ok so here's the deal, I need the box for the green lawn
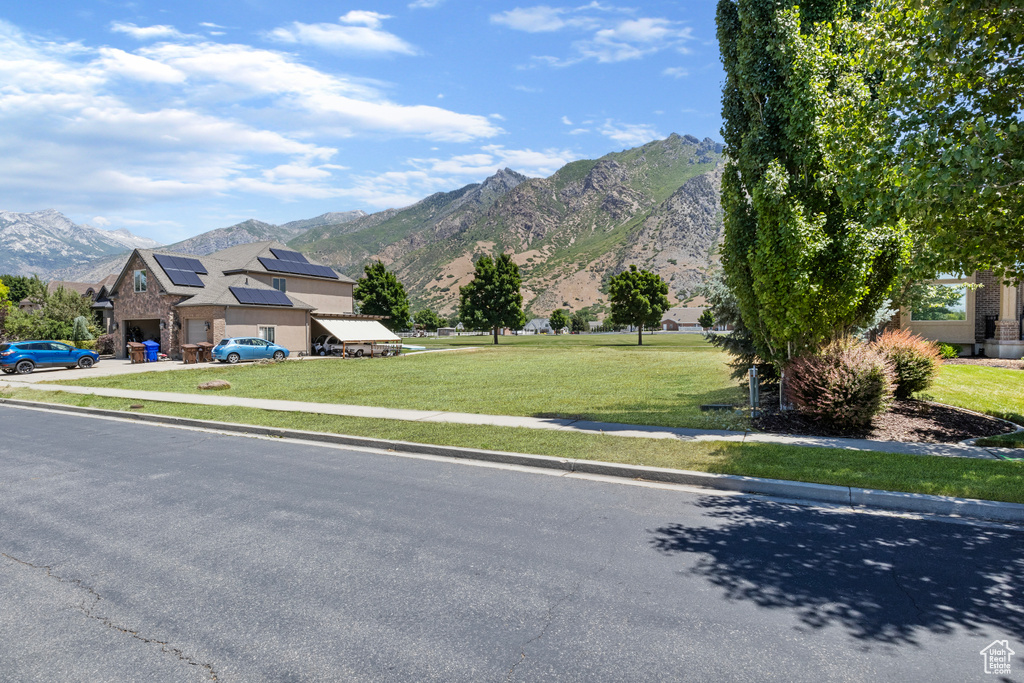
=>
[54,333,747,430]
[923,365,1024,425]
[4,387,1022,504]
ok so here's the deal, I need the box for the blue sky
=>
[0,1,724,243]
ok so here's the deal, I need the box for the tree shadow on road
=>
[649,497,1024,646]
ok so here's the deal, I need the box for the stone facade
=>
[111,254,186,358]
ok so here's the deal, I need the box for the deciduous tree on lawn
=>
[458,254,526,345]
[608,265,670,346]
[570,310,590,333]
[414,308,444,332]
[548,309,570,334]
[698,310,714,330]
[354,261,410,332]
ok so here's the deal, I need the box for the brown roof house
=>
[107,242,360,359]
[899,270,1024,358]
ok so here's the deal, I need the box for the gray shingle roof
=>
[111,241,346,309]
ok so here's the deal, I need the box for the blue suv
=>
[0,341,101,375]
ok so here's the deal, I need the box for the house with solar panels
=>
[106,241,395,359]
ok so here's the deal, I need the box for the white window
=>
[258,326,275,343]
[134,269,147,293]
[272,278,286,293]
[910,273,969,321]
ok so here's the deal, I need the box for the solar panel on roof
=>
[164,269,204,287]
[229,286,293,307]
[270,248,309,263]
[153,253,207,287]
[257,256,339,280]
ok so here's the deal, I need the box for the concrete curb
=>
[3,396,1023,524]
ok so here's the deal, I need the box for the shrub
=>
[785,336,895,430]
[937,342,961,359]
[871,328,942,399]
[95,333,118,355]
[56,339,96,351]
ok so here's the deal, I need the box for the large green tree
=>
[716,0,909,369]
[354,261,410,331]
[5,285,94,340]
[608,265,670,346]
[458,254,526,344]
[414,307,444,332]
[548,309,570,334]
[831,0,1023,279]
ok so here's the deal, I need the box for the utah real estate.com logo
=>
[980,640,1014,676]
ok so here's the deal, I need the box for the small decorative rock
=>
[198,380,231,391]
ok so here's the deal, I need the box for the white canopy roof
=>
[314,317,401,342]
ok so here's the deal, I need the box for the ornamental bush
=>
[785,337,895,430]
[871,328,942,399]
[937,343,961,360]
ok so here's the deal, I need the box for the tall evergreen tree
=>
[716,0,908,369]
[458,254,526,345]
[354,261,410,331]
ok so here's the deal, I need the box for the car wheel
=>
[2,368,14,374]
[77,356,95,369]
[15,360,34,375]
[318,349,326,356]
[273,350,285,361]
[355,349,364,358]
[227,352,240,364]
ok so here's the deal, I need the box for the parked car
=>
[312,335,396,357]
[0,341,100,375]
[212,337,289,364]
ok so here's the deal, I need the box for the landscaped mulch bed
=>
[753,389,1017,444]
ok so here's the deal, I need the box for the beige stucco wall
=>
[900,273,977,345]
[224,307,310,352]
[249,273,353,314]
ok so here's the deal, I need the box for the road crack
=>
[2,552,219,681]
[505,546,617,682]
[889,566,924,617]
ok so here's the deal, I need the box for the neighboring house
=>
[660,306,730,331]
[524,318,552,333]
[900,270,1024,358]
[20,275,117,334]
[107,242,361,359]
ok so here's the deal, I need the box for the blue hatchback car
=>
[212,337,289,364]
[0,340,101,375]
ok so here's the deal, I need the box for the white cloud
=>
[491,7,572,32]
[493,5,694,65]
[338,11,390,28]
[409,145,581,178]
[662,66,689,79]
[599,120,660,147]
[97,48,187,83]
[561,115,573,125]
[110,22,186,40]
[266,13,417,55]
[569,128,589,135]
[91,216,110,226]
[409,0,444,8]
[0,21,504,214]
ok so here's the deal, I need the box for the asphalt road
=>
[1,405,1021,682]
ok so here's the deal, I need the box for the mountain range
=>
[8,134,724,316]
[0,209,161,277]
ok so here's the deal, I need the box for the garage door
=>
[186,319,207,344]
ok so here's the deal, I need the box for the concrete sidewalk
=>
[1,377,1014,460]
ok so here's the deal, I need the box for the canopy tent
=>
[313,317,400,342]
